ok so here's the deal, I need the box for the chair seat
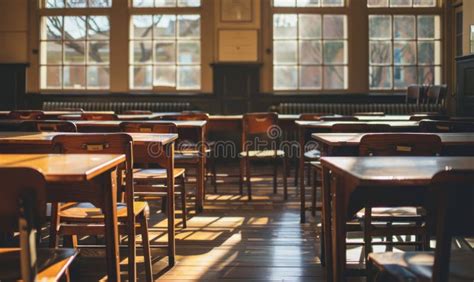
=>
[239,150,285,158]
[59,202,149,223]
[175,150,200,163]
[304,149,321,160]
[356,207,423,221]
[134,168,185,181]
[0,248,78,281]
[369,251,474,281]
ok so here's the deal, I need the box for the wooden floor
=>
[39,162,472,281]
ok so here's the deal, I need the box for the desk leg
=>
[166,143,176,266]
[102,171,121,282]
[321,166,332,278]
[331,174,347,282]
[299,126,306,223]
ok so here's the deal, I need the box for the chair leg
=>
[363,207,373,263]
[311,168,317,217]
[246,157,252,200]
[273,158,278,194]
[386,222,393,252]
[49,202,60,248]
[306,163,311,186]
[211,157,217,194]
[320,223,325,266]
[180,176,187,229]
[294,160,299,187]
[239,157,244,195]
[139,214,153,282]
[282,156,288,201]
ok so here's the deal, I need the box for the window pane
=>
[273,0,296,7]
[299,66,322,89]
[64,16,86,40]
[390,0,411,7]
[299,15,321,39]
[154,66,176,87]
[63,66,86,89]
[87,66,109,89]
[394,66,417,89]
[66,0,87,8]
[46,0,65,8]
[132,66,153,89]
[43,17,63,40]
[274,14,297,39]
[133,0,154,7]
[155,42,176,64]
[394,41,416,65]
[274,66,297,90]
[154,15,176,39]
[323,15,346,39]
[64,41,86,63]
[178,41,200,64]
[178,0,200,7]
[89,0,112,7]
[297,0,320,7]
[177,66,200,89]
[418,66,441,84]
[322,0,344,7]
[324,66,346,89]
[88,41,109,63]
[413,0,435,7]
[41,66,62,89]
[418,16,440,39]
[394,16,415,39]
[178,15,200,38]
[370,66,392,89]
[418,41,440,65]
[299,41,322,64]
[323,41,346,64]
[87,16,110,40]
[369,15,392,40]
[132,41,153,64]
[274,41,297,64]
[41,41,62,64]
[132,16,153,39]
[370,41,392,64]
[367,0,388,7]
[155,0,176,7]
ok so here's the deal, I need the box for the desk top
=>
[0,153,125,182]
[0,132,178,146]
[320,156,474,186]
[73,120,206,128]
[312,132,474,146]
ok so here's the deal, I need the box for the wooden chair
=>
[19,121,77,132]
[50,133,153,281]
[420,120,474,132]
[0,167,78,281]
[240,113,288,200]
[165,113,218,194]
[81,113,118,121]
[120,121,188,228]
[425,85,447,105]
[358,133,443,263]
[8,110,45,120]
[406,84,423,104]
[368,170,474,281]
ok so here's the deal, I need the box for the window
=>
[367,0,436,7]
[272,1,348,91]
[130,0,201,91]
[39,1,111,90]
[369,15,441,90]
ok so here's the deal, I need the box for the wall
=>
[0,0,29,63]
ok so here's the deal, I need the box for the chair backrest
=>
[331,123,392,133]
[359,133,442,156]
[77,123,122,133]
[8,111,45,121]
[425,85,447,105]
[120,122,178,134]
[52,133,134,205]
[123,110,153,115]
[165,112,209,121]
[298,113,333,121]
[81,113,118,121]
[406,84,423,104]
[242,112,279,151]
[19,121,77,132]
[419,120,474,133]
[0,168,47,281]
[428,170,474,281]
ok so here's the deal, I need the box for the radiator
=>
[42,101,191,113]
[276,103,446,115]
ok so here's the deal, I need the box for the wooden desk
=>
[320,156,474,281]
[0,132,179,267]
[0,153,126,281]
[57,112,178,121]
[313,132,474,156]
[296,120,419,223]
